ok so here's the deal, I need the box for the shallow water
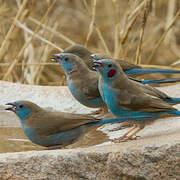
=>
[0,126,108,153]
[0,127,43,153]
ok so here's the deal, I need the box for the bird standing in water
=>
[52,53,108,114]
[6,101,154,147]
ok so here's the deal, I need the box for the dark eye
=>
[19,104,24,108]
[64,57,69,61]
[108,64,112,68]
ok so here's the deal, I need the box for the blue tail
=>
[86,115,156,127]
[125,68,180,75]
[168,111,180,116]
[141,78,180,85]
[165,98,180,105]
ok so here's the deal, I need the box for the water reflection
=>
[0,126,108,153]
[0,127,43,153]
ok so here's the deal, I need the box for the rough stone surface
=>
[0,81,180,179]
[0,143,179,180]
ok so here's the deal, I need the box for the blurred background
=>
[0,0,179,86]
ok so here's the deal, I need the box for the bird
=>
[63,44,94,71]
[64,45,180,78]
[91,53,180,103]
[93,58,180,140]
[52,52,180,116]
[51,53,104,110]
[63,45,180,104]
[5,100,154,147]
[91,53,180,84]
[63,45,180,111]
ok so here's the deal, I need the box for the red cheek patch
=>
[108,69,117,77]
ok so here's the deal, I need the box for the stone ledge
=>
[0,142,179,180]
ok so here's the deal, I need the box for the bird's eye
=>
[64,57,69,61]
[108,64,112,68]
[19,104,24,108]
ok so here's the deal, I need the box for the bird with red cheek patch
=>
[52,45,180,117]
[61,45,180,105]
[108,69,117,78]
[93,58,180,141]
[91,52,180,77]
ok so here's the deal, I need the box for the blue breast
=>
[21,122,85,147]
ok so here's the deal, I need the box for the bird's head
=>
[90,53,111,61]
[5,101,41,121]
[51,53,88,74]
[63,45,94,70]
[93,59,122,82]
[63,44,91,59]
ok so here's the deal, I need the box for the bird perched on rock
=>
[93,58,180,140]
[5,100,153,147]
[51,52,180,115]
[51,53,105,113]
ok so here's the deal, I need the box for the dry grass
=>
[0,0,179,85]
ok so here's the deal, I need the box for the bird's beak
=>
[5,103,16,112]
[51,54,61,62]
[90,54,95,60]
[90,54,99,61]
[92,60,104,70]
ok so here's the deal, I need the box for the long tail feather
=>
[86,116,156,127]
[141,78,180,85]
[168,111,180,116]
[125,68,180,75]
[165,98,180,105]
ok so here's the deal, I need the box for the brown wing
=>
[117,59,141,71]
[116,88,176,112]
[135,81,171,99]
[25,111,99,136]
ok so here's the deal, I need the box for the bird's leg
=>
[101,104,109,114]
[89,108,104,115]
[126,127,144,140]
[122,125,138,137]
[90,104,109,116]
[111,125,137,143]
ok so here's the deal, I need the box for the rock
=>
[0,81,180,179]
[0,143,179,179]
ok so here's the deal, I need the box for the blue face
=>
[54,54,74,74]
[94,61,118,83]
[9,102,32,121]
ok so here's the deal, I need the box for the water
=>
[0,127,43,153]
[0,126,108,153]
